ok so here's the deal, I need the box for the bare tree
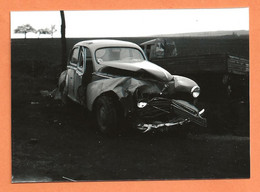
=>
[60,11,67,71]
[37,25,57,38]
[50,25,57,38]
[37,28,51,38]
[14,24,36,39]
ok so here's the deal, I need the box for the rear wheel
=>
[95,96,120,134]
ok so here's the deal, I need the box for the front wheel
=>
[95,96,120,134]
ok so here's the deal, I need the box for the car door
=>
[74,47,94,104]
[67,46,79,100]
[74,47,85,102]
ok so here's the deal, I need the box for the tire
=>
[95,96,120,134]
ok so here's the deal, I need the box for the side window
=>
[70,47,79,64]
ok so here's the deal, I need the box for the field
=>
[11,35,250,182]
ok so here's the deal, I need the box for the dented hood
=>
[101,60,173,82]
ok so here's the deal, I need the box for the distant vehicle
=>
[140,38,249,99]
[140,38,178,60]
[58,39,206,134]
[140,38,248,75]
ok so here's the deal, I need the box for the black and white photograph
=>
[11,8,249,183]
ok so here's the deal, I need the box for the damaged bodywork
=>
[86,76,206,133]
[58,39,206,134]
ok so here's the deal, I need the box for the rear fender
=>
[58,70,68,91]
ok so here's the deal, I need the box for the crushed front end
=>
[135,97,206,132]
[87,74,207,133]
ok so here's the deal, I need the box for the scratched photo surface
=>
[11,9,249,183]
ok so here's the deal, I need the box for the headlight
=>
[191,86,200,98]
[137,101,148,108]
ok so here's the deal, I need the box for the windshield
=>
[96,47,145,64]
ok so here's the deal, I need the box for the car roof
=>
[74,39,141,50]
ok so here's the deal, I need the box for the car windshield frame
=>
[95,47,146,64]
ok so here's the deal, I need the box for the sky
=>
[10,8,249,38]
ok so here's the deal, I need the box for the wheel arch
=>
[93,91,126,134]
[92,91,123,113]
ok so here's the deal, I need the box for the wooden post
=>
[60,10,67,71]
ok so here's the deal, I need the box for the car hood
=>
[100,60,173,82]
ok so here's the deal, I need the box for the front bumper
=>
[136,98,207,132]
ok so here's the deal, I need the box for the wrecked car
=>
[58,39,206,134]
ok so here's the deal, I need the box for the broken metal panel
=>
[86,76,164,111]
[137,119,189,133]
[86,73,200,110]
[100,60,173,82]
[171,100,207,127]
[136,98,207,132]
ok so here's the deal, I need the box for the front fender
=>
[173,75,199,94]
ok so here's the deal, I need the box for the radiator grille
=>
[137,98,173,120]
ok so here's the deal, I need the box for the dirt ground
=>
[11,96,250,182]
[11,37,250,183]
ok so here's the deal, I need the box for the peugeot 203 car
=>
[58,39,207,134]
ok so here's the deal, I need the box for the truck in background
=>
[140,38,249,101]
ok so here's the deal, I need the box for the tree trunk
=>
[60,10,67,71]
